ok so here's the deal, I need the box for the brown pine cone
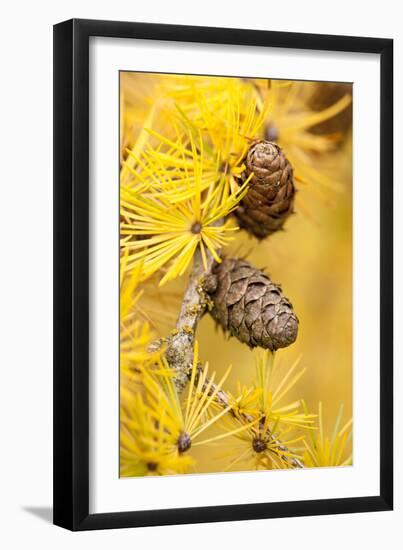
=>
[234,140,296,239]
[206,258,298,351]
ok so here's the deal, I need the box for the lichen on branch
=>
[164,246,215,393]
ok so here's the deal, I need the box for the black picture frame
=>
[53,18,393,531]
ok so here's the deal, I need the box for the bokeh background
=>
[120,73,352,473]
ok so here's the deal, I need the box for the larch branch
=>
[162,237,303,469]
[164,246,215,393]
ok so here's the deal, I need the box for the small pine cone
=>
[207,258,298,350]
[235,140,295,239]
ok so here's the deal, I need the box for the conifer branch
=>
[163,244,303,468]
[164,246,215,393]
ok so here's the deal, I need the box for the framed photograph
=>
[53,19,393,531]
